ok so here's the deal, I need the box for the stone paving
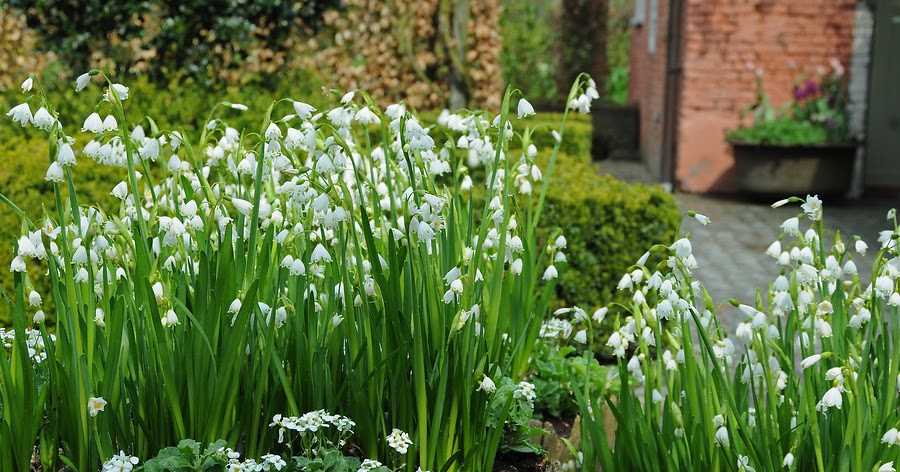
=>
[599,158,900,334]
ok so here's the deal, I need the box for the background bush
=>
[11,0,338,85]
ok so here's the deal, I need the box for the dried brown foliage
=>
[0,7,56,92]
[310,0,503,110]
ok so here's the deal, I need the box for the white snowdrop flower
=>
[354,107,379,125]
[891,292,900,307]
[800,354,822,369]
[771,198,790,208]
[656,299,674,320]
[817,386,843,413]
[880,462,896,472]
[737,455,755,472]
[651,389,663,403]
[876,275,894,299]
[289,259,306,276]
[33,310,45,324]
[551,235,567,249]
[28,290,41,306]
[715,426,730,447]
[543,265,558,281]
[340,91,355,104]
[477,375,497,393]
[231,198,253,217]
[293,101,316,120]
[712,414,725,428]
[33,107,55,131]
[783,453,794,468]
[101,115,118,132]
[617,273,633,291]
[7,102,33,126]
[781,217,800,236]
[693,213,710,225]
[855,240,868,255]
[82,112,103,133]
[670,238,692,258]
[21,77,33,92]
[511,258,523,275]
[574,329,588,344]
[162,309,179,328]
[843,260,857,276]
[883,428,899,446]
[94,308,106,327]
[75,72,91,91]
[592,307,607,324]
[554,251,567,263]
[311,244,332,263]
[517,98,535,119]
[110,83,129,101]
[228,299,242,315]
[265,122,282,141]
[111,181,128,200]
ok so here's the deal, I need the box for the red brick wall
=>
[628,0,670,181]
[630,0,857,192]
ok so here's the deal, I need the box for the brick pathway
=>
[599,159,900,334]
[678,192,897,333]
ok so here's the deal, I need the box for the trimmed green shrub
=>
[467,150,678,316]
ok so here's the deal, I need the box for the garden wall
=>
[630,0,857,192]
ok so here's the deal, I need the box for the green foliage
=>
[605,66,630,106]
[732,64,851,145]
[500,0,559,102]
[726,119,830,146]
[141,439,228,472]
[528,341,615,419]
[11,0,338,84]
[538,157,679,312]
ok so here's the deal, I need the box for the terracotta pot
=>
[731,142,857,198]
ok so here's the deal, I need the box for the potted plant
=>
[727,60,856,197]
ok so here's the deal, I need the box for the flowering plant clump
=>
[727,59,851,146]
[567,195,900,471]
[0,70,598,471]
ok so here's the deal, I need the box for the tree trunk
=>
[448,0,471,109]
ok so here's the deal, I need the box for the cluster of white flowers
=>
[270,410,355,444]
[0,326,53,363]
[385,428,413,454]
[100,451,139,472]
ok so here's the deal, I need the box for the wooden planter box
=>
[731,142,857,198]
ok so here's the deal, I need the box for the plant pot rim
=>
[729,140,858,150]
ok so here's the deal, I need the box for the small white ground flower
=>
[7,103,32,126]
[386,428,413,454]
[883,428,899,446]
[517,98,535,119]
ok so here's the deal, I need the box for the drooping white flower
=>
[880,462,896,472]
[311,244,332,263]
[110,83,129,101]
[670,238,692,258]
[542,264,558,281]
[477,375,497,393]
[856,239,868,255]
[75,73,91,91]
[21,77,33,92]
[816,386,843,413]
[715,426,729,447]
[782,453,794,467]
[781,217,800,236]
[293,101,316,120]
[45,162,64,182]
[517,98,535,119]
[883,428,900,446]
[33,107,55,131]
[10,256,27,272]
[111,181,129,200]
[232,198,253,217]
[7,103,32,126]
[82,112,103,133]
[800,354,822,369]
